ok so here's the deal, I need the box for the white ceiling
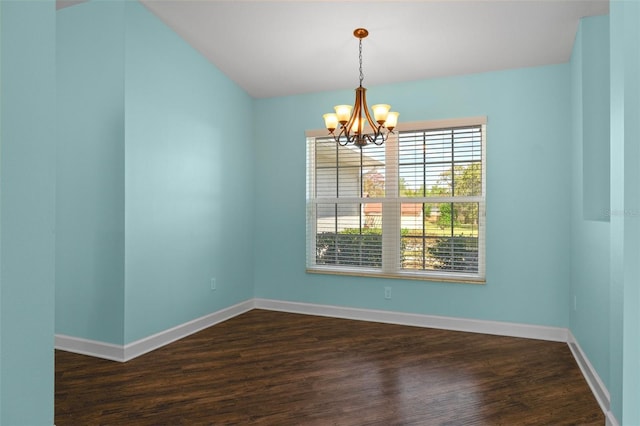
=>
[63,0,610,98]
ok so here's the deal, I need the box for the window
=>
[306,117,486,282]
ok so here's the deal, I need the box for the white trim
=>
[55,298,566,362]
[123,300,254,361]
[606,411,620,426]
[254,298,568,342]
[54,297,613,425]
[305,116,488,138]
[306,120,487,282]
[568,331,618,426]
[55,299,255,362]
[478,123,487,279]
[396,116,487,132]
[55,334,125,362]
[306,128,332,138]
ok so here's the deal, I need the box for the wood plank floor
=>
[55,309,604,425]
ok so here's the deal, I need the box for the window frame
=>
[306,117,487,284]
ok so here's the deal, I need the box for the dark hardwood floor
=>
[56,309,604,425]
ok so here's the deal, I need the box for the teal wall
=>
[581,18,611,222]
[4,0,637,423]
[56,0,126,345]
[570,7,640,424]
[610,0,640,423]
[56,0,255,346]
[253,65,572,327]
[123,2,254,343]
[0,1,56,424]
[569,14,611,397]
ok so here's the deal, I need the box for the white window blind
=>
[306,118,486,283]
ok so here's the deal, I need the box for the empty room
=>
[1,0,639,425]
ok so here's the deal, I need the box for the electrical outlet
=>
[210,278,217,291]
[384,287,392,300]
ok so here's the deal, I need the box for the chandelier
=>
[322,28,399,148]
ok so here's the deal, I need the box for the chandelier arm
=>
[364,133,375,145]
[360,92,380,133]
[333,126,353,146]
[337,136,350,146]
[363,126,391,146]
[371,130,387,146]
[364,131,378,146]
[344,88,362,140]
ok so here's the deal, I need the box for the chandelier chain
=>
[359,38,364,87]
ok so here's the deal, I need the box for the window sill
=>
[306,266,486,285]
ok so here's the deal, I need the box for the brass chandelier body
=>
[323,28,399,148]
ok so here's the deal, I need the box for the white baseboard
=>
[606,411,620,426]
[55,334,125,362]
[123,299,254,361]
[55,299,255,362]
[568,331,618,426]
[56,298,566,362]
[254,298,568,342]
[55,297,613,425]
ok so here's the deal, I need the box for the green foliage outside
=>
[316,227,478,272]
[434,163,481,229]
[426,236,479,272]
[397,163,481,231]
[316,228,383,267]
